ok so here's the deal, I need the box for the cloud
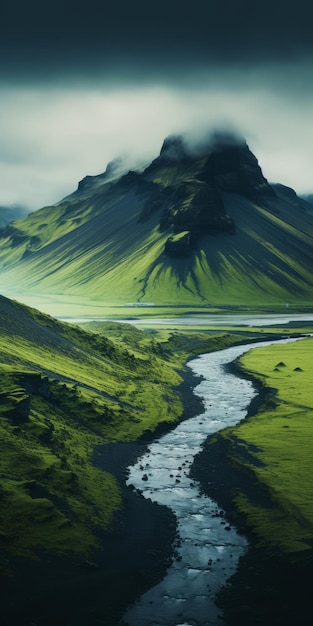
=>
[1,0,313,81]
[1,61,313,209]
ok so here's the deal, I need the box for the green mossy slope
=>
[1,139,313,308]
[0,294,185,565]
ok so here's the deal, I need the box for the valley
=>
[1,132,313,625]
[1,293,313,625]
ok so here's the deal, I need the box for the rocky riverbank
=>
[0,365,204,626]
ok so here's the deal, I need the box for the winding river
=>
[122,337,300,626]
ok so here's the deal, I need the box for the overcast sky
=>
[1,0,313,210]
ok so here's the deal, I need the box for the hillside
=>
[0,293,239,561]
[0,292,245,625]
[1,132,313,309]
[0,293,186,561]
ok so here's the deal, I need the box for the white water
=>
[122,337,301,626]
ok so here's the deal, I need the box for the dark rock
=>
[17,373,52,400]
[159,135,191,163]
[14,393,31,422]
[199,135,275,201]
[138,186,164,223]
[162,178,235,244]
[164,231,192,258]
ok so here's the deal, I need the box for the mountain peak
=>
[159,135,191,162]
[159,130,246,162]
[199,134,275,201]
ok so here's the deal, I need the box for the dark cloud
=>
[1,0,313,80]
[0,1,313,209]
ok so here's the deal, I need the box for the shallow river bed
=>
[122,338,299,626]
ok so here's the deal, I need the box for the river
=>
[121,337,302,626]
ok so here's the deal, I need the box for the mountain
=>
[0,204,29,228]
[1,132,313,307]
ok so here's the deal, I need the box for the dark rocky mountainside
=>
[138,133,274,256]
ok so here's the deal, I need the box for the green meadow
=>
[211,336,313,553]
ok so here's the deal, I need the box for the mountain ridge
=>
[1,132,313,308]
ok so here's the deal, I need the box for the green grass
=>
[0,297,183,564]
[0,294,245,567]
[2,289,313,568]
[0,366,122,560]
[214,337,313,553]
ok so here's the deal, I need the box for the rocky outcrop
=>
[164,231,193,258]
[77,157,127,192]
[81,132,274,257]
[199,135,275,201]
[10,391,31,422]
[0,374,52,425]
[159,135,192,163]
[161,180,235,236]
[20,373,51,400]
[138,132,275,258]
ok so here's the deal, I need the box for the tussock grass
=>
[218,337,313,552]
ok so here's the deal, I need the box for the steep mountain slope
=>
[1,132,313,307]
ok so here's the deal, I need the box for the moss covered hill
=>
[0,292,192,564]
[1,131,313,307]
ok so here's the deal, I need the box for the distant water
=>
[121,337,302,626]
[63,313,313,326]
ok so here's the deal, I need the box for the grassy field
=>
[210,336,313,553]
[3,288,313,321]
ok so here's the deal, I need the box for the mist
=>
[1,59,313,210]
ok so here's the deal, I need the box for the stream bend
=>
[122,338,299,626]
